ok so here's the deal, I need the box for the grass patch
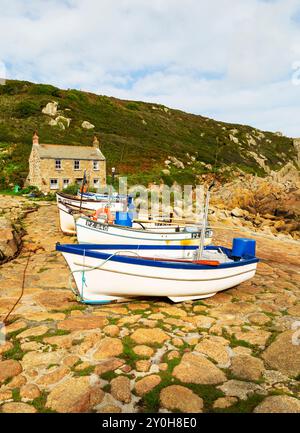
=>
[73,366,95,377]
[12,388,21,402]
[213,394,265,413]
[32,391,57,413]
[3,340,27,361]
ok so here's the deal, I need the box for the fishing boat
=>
[76,214,213,246]
[56,238,259,303]
[56,192,130,234]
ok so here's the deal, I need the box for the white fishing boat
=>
[76,215,213,246]
[56,192,129,234]
[56,239,259,304]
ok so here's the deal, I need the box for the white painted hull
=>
[56,195,126,234]
[59,246,258,303]
[76,217,212,246]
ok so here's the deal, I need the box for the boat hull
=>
[57,244,258,303]
[57,194,126,234]
[76,217,212,246]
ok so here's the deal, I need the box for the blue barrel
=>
[232,238,256,258]
[115,211,133,227]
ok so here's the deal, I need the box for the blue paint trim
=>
[56,243,259,270]
[80,299,112,305]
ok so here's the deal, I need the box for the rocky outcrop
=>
[81,121,95,129]
[0,217,22,263]
[42,101,58,116]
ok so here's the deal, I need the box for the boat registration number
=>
[85,220,109,231]
[191,232,201,239]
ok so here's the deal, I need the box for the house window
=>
[93,160,99,170]
[55,159,61,170]
[74,160,80,170]
[63,179,70,189]
[50,179,59,190]
[93,178,100,189]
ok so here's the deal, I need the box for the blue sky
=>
[0,0,300,136]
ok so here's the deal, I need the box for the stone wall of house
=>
[36,158,106,193]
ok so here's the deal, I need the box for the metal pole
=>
[196,181,214,260]
[79,170,86,213]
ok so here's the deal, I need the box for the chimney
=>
[33,131,39,146]
[93,135,100,149]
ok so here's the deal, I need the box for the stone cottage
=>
[26,132,106,193]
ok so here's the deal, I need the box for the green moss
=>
[213,394,265,413]
[100,371,118,381]
[12,388,21,402]
[31,391,57,413]
[73,366,95,377]
[3,340,26,361]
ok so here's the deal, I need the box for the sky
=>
[0,0,300,136]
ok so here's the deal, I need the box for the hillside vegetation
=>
[0,79,297,188]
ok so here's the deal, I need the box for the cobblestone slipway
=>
[0,197,299,413]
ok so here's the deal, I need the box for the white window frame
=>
[55,159,62,170]
[74,160,80,170]
[50,179,59,190]
[93,160,99,170]
[63,179,70,189]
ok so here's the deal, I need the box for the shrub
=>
[62,183,79,195]
[29,83,61,97]
[14,100,40,118]
[126,102,140,111]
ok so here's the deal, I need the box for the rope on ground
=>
[1,244,44,326]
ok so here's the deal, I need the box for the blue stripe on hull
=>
[56,243,259,270]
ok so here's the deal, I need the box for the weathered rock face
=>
[46,377,104,413]
[42,101,58,116]
[110,376,131,403]
[130,328,169,345]
[262,331,300,377]
[1,402,37,413]
[172,353,226,385]
[230,355,265,381]
[81,120,95,129]
[135,375,161,396]
[0,217,22,263]
[0,360,22,383]
[93,337,123,360]
[160,385,203,413]
[254,395,300,413]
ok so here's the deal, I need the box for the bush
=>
[62,183,79,195]
[0,80,31,95]
[14,100,40,118]
[126,102,140,111]
[29,84,61,97]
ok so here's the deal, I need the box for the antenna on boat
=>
[196,181,214,260]
[79,170,87,213]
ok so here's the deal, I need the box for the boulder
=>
[81,121,95,129]
[42,101,58,116]
[46,377,104,413]
[0,217,21,263]
[254,395,300,413]
[172,353,226,385]
[160,385,203,413]
[262,330,300,377]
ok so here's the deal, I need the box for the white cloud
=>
[0,0,300,135]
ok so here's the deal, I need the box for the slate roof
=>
[37,144,105,161]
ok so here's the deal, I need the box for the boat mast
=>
[196,181,214,260]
